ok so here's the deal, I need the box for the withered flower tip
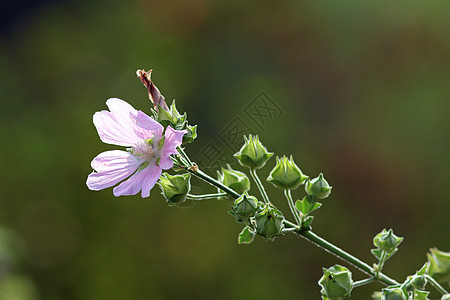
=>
[136,69,169,112]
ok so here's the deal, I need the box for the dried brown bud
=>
[136,69,169,111]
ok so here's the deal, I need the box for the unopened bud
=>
[234,135,273,169]
[254,205,284,240]
[305,173,332,199]
[373,229,403,254]
[217,164,250,196]
[267,155,308,190]
[427,248,450,283]
[318,265,353,299]
[381,287,406,300]
[157,173,191,206]
[231,192,258,222]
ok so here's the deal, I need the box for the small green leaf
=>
[371,248,398,262]
[295,198,322,215]
[302,216,314,229]
[414,290,430,300]
[238,226,256,244]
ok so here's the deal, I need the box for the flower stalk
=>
[249,168,272,205]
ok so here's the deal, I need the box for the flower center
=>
[130,138,161,163]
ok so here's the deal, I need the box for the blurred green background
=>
[0,0,449,299]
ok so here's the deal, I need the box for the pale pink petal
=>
[112,163,162,197]
[106,98,139,126]
[93,107,141,147]
[86,150,143,191]
[161,126,186,161]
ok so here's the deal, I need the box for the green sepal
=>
[295,197,322,215]
[230,192,258,222]
[305,173,332,199]
[157,172,191,206]
[381,287,407,300]
[318,265,353,300]
[266,155,308,190]
[371,248,398,262]
[371,291,383,300]
[426,248,450,283]
[182,124,197,144]
[414,290,430,300]
[217,164,250,198]
[234,135,273,169]
[373,228,403,254]
[441,294,450,300]
[238,226,256,245]
[254,205,284,241]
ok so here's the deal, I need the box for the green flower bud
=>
[381,287,406,300]
[231,192,258,222]
[267,155,308,190]
[305,173,332,199]
[155,100,187,129]
[157,173,191,206]
[373,229,403,254]
[371,291,383,300]
[217,164,250,196]
[318,265,353,299]
[441,294,450,300]
[234,135,273,169]
[427,248,450,283]
[254,205,284,240]
[410,275,427,290]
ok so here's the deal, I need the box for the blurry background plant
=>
[0,0,449,299]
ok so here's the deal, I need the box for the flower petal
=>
[86,150,143,191]
[93,99,141,147]
[159,126,187,170]
[112,163,162,198]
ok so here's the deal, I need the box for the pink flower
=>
[86,98,186,197]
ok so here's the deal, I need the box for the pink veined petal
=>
[162,125,186,156]
[93,109,141,147]
[134,110,164,140]
[106,98,139,131]
[112,163,162,198]
[86,150,143,191]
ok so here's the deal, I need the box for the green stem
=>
[353,277,376,288]
[425,275,448,295]
[375,251,387,279]
[284,189,302,225]
[186,192,227,200]
[177,146,193,166]
[295,230,400,286]
[249,168,272,205]
[187,167,241,199]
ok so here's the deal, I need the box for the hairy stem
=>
[425,275,448,295]
[284,189,302,225]
[187,192,228,200]
[249,168,272,205]
[294,229,399,286]
[353,277,376,288]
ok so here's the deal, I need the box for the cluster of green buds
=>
[318,265,353,299]
[157,173,191,206]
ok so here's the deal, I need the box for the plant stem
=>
[177,146,193,166]
[353,277,376,288]
[249,168,272,205]
[186,192,227,200]
[295,230,399,286]
[375,251,387,279]
[187,167,241,199]
[284,189,302,225]
[425,275,449,295]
